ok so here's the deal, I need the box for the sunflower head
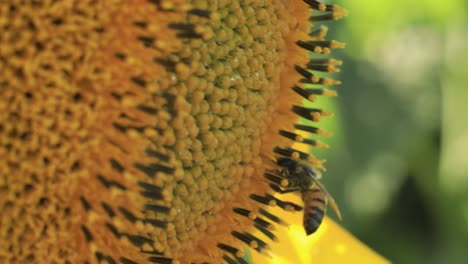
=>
[0,0,346,263]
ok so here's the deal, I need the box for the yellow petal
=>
[250,193,389,264]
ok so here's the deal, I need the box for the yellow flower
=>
[0,0,381,263]
[251,193,390,264]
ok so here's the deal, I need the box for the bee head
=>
[276,157,296,168]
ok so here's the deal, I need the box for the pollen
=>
[1,0,345,263]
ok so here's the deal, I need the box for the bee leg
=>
[269,183,299,194]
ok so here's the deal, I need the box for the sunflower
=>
[0,0,382,263]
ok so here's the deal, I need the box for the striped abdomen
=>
[302,187,327,235]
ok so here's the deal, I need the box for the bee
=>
[274,157,342,235]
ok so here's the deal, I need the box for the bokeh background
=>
[310,0,468,263]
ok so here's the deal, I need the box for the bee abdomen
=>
[303,206,325,235]
[302,189,327,235]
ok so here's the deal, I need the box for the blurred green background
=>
[310,0,468,263]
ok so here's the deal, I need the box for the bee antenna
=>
[259,154,278,167]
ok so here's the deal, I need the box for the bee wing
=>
[303,165,322,179]
[307,174,343,220]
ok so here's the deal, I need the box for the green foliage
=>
[316,0,468,263]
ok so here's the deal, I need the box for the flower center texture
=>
[0,0,346,263]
